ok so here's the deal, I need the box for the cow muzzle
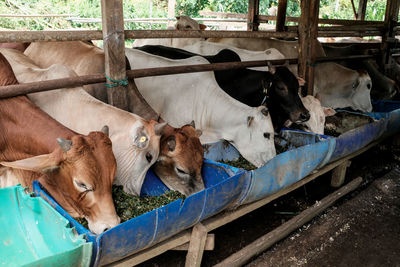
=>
[87,216,121,234]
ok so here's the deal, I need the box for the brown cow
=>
[0,53,120,234]
[24,41,205,196]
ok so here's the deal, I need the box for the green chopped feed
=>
[74,185,186,228]
[219,156,257,171]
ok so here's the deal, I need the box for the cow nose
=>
[300,111,310,122]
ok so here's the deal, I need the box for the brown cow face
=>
[1,130,120,234]
[153,124,204,196]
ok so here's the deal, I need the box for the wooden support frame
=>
[331,160,352,187]
[101,0,129,111]
[357,0,368,20]
[381,0,400,71]
[276,0,288,32]
[107,139,384,267]
[298,0,320,95]
[247,0,260,31]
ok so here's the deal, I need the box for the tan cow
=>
[23,42,205,196]
[0,52,119,234]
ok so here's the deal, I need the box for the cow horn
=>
[247,116,254,127]
[190,120,196,128]
[154,122,167,136]
[267,62,276,74]
[57,138,72,152]
[101,125,109,137]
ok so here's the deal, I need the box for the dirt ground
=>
[138,138,400,267]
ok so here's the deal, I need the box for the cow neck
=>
[0,96,75,161]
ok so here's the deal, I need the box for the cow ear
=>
[155,122,168,136]
[297,77,306,86]
[101,125,109,137]
[247,116,254,127]
[167,136,176,152]
[323,107,336,117]
[0,154,60,173]
[196,129,202,137]
[190,120,196,128]
[199,24,207,30]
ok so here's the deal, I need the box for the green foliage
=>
[176,0,209,17]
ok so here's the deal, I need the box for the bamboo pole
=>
[0,54,376,99]
[214,177,363,267]
[101,0,129,110]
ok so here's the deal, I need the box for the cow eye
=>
[146,152,153,163]
[176,167,188,175]
[263,132,270,139]
[367,83,371,89]
[74,179,92,192]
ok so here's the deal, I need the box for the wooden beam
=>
[214,177,363,267]
[298,0,320,95]
[185,223,208,267]
[357,0,368,20]
[276,0,288,32]
[247,0,260,31]
[101,0,129,110]
[330,160,351,187]
[381,0,400,71]
[167,0,176,28]
[350,0,358,19]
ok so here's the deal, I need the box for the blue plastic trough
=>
[33,160,247,266]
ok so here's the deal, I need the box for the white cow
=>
[133,16,206,48]
[181,41,285,71]
[125,48,276,167]
[0,48,166,196]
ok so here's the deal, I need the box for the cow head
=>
[112,119,166,196]
[1,128,120,234]
[314,63,373,113]
[175,16,207,31]
[266,66,310,126]
[229,106,276,168]
[153,122,204,196]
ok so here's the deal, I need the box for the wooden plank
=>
[101,0,129,110]
[173,234,214,251]
[107,139,382,267]
[357,0,368,20]
[214,177,363,267]
[276,0,288,32]
[167,0,176,28]
[247,0,260,31]
[185,223,208,267]
[298,0,319,95]
[330,160,351,187]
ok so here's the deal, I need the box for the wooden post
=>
[101,0,129,111]
[331,160,351,187]
[298,0,320,95]
[381,0,400,71]
[357,0,368,20]
[167,0,176,28]
[247,0,260,31]
[185,223,208,267]
[276,0,288,32]
[173,234,214,251]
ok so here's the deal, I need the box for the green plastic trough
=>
[0,185,92,267]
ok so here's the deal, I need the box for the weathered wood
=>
[173,234,214,251]
[247,0,260,31]
[185,223,208,267]
[167,0,176,28]
[101,0,129,110]
[0,54,378,99]
[276,0,288,32]
[350,0,358,19]
[331,160,352,187]
[298,0,319,95]
[106,140,382,267]
[357,0,368,20]
[214,177,363,267]
[381,0,400,70]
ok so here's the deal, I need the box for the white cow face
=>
[351,71,373,112]
[230,106,276,168]
[113,120,166,195]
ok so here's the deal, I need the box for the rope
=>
[104,73,128,88]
